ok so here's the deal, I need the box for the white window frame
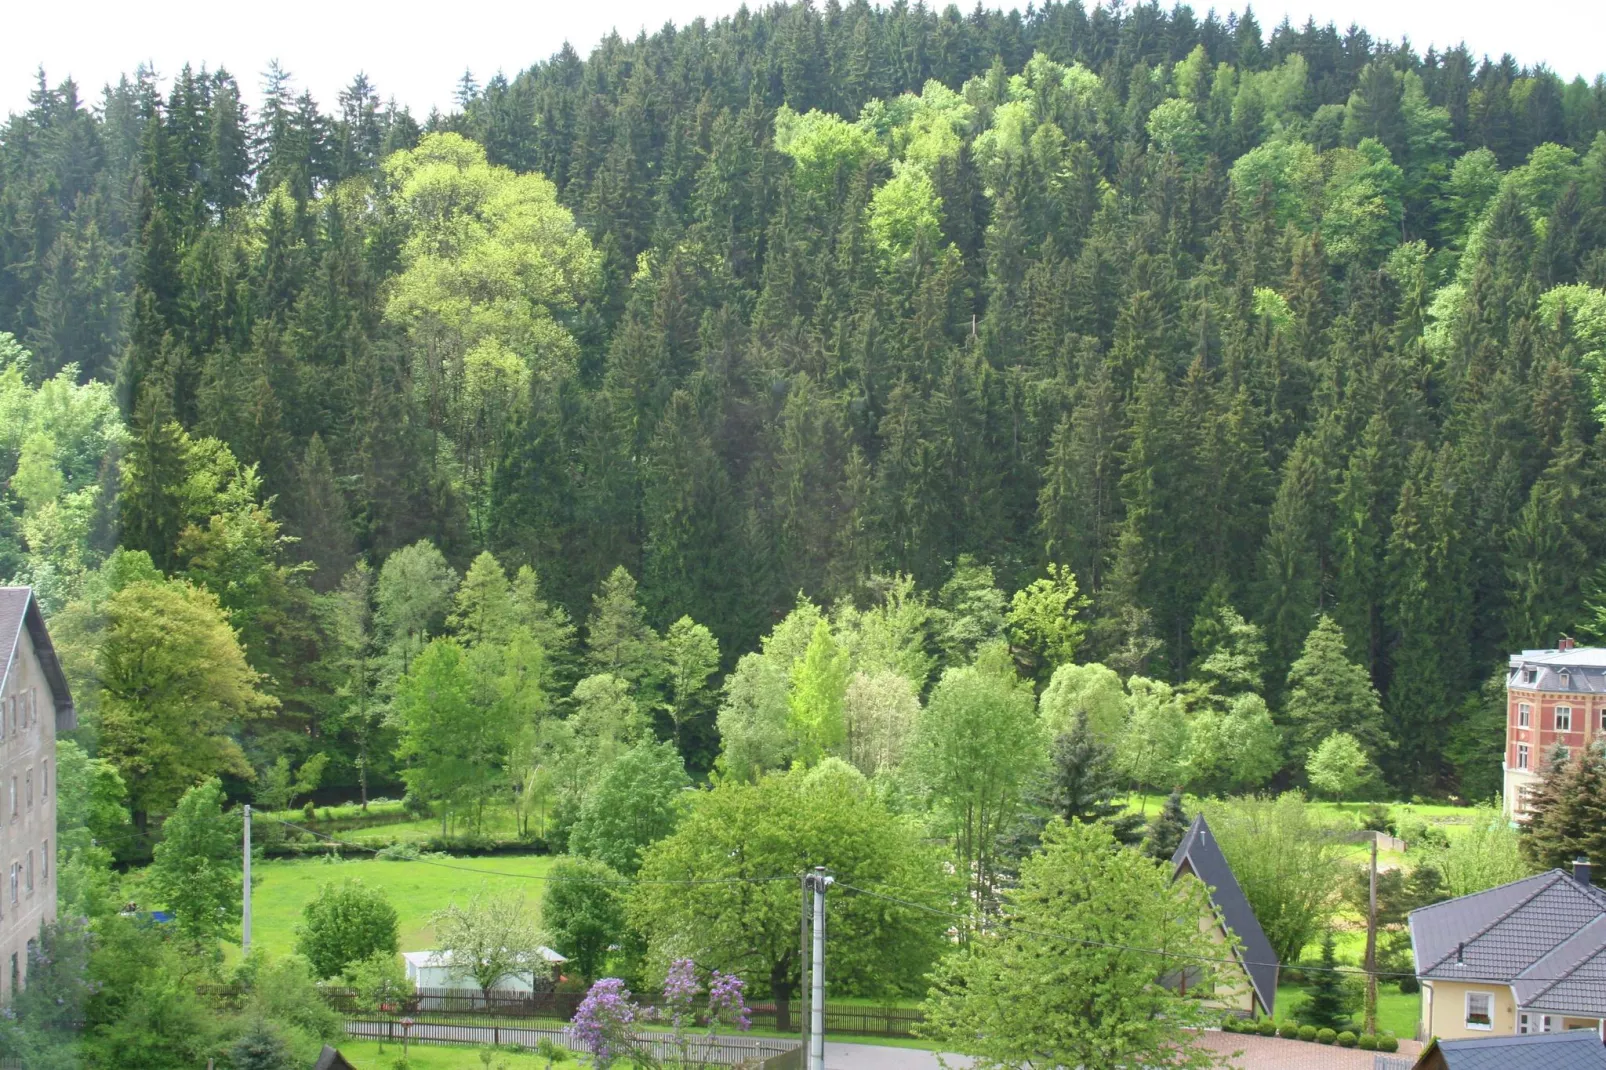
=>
[1524,668,1538,684]
[1520,1012,1553,1034]
[1518,744,1531,770]
[1519,703,1531,727]
[1556,706,1574,732]
[1466,990,1495,1030]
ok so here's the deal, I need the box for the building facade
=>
[1503,641,1606,818]
[0,588,74,1004]
[1409,865,1606,1042]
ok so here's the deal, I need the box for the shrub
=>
[1257,1018,1277,1036]
[1317,1028,1337,1044]
[303,800,317,822]
[1221,1016,1240,1033]
[1377,1034,1399,1053]
[1298,1025,1317,1041]
[1359,1034,1378,1050]
[1398,974,1420,994]
[1278,1020,1300,1039]
[1360,803,1395,835]
[1337,1031,1357,1047]
[374,842,421,861]
[295,879,400,979]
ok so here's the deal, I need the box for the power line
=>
[837,881,1430,981]
[258,814,796,886]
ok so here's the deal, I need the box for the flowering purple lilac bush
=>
[570,960,751,1069]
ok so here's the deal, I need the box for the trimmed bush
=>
[1298,1025,1317,1041]
[1278,1020,1300,1039]
[1337,1031,1357,1048]
[1257,1018,1277,1036]
[1359,1034,1378,1050]
[1317,1028,1337,1045]
[1222,1016,1240,1033]
[1377,1034,1399,1053]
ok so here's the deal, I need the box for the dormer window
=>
[1561,672,1571,689]
[1524,669,1538,685]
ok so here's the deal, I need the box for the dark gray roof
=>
[1512,915,1606,1016]
[0,587,74,732]
[1170,814,1278,1015]
[312,1046,358,1070]
[1424,1031,1606,1070]
[1409,870,1606,983]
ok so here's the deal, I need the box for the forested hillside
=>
[5,0,1606,803]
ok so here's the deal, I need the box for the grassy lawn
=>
[243,854,556,960]
[1274,982,1419,1038]
[335,1039,573,1069]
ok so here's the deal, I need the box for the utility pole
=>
[807,867,832,1070]
[242,804,252,956]
[800,874,810,1042]
[1363,834,1378,1035]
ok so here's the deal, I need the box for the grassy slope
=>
[247,855,556,960]
[336,1039,571,1069]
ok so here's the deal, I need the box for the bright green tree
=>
[97,578,275,827]
[787,618,849,763]
[295,880,400,980]
[908,649,1044,924]
[1005,563,1089,683]
[1306,731,1377,800]
[568,741,690,876]
[661,616,720,752]
[631,761,949,1032]
[922,820,1227,1070]
[145,778,242,944]
[542,856,626,982]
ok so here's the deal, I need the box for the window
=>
[10,954,18,996]
[29,688,36,726]
[1556,707,1573,732]
[26,771,32,810]
[27,851,34,896]
[41,840,48,882]
[9,777,14,818]
[10,863,19,905]
[1524,668,1538,684]
[1557,745,1572,764]
[1518,744,1531,770]
[40,761,47,798]
[1519,703,1531,727]
[1561,672,1572,689]
[1520,1012,1553,1034]
[1466,991,1494,1029]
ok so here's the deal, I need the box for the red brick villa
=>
[1504,639,1606,818]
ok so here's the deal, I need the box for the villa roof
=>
[1409,870,1606,986]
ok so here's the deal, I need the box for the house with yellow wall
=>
[1409,862,1606,1042]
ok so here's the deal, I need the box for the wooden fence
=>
[320,988,925,1038]
[343,1017,800,1065]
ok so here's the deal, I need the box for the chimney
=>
[1575,858,1593,886]
[1560,636,1576,652]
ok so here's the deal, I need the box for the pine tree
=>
[585,566,663,694]
[1143,788,1190,860]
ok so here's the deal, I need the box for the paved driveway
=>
[1193,1031,1422,1069]
[823,1043,972,1070]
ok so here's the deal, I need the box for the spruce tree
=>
[1302,931,1354,1031]
[1143,789,1190,860]
[1041,712,1145,845]
[1284,616,1387,760]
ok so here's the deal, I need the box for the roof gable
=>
[1411,871,1606,983]
[1170,814,1279,1014]
[0,587,74,732]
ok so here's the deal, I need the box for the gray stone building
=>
[0,588,73,1002]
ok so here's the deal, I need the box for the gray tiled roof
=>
[1170,814,1279,1015]
[0,587,74,731]
[1509,648,1606,693]
[1428,1031,1606,1070]
[1513,916,1606,1016]
[1410,871,1606,983]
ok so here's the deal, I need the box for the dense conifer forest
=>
[6,0,1606,804]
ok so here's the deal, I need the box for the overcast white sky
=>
[4,0,1603,121]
